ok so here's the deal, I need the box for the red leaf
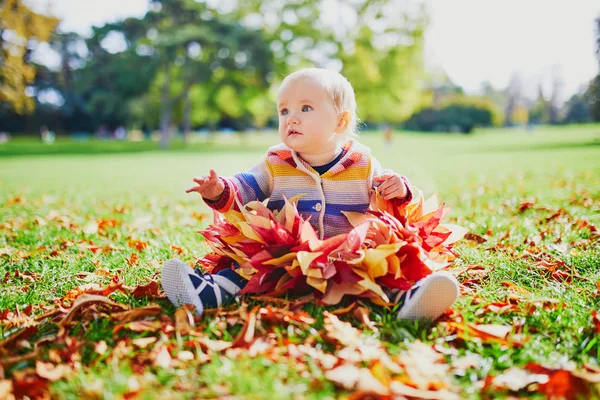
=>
[131,280,160,298]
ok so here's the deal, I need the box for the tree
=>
[563,92,591,124]
[226,0,428,124]
[586,17,600,122]
[503,73,522,126]
[145,0,273,147]
[586,75,600,122]
[0,0,59,113]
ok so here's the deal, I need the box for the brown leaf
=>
[331,302,357,315]
[174,304,196,334]
[501,281,530,295]
[518,201,536,213]
[63,283,124,302]
[59,294,127,335]
[353,306,378,332]
[197,337,233,353]
[11,371,48,399]
[232,306,259,348]
[130,280,160,298]
[123,320,162,333]
[0,326,38,350]
[132,337,157,349]
[464,233,487,243]
[592,310,600,334]
[35,361,72,382]
[442,322,525,347]
[111,305,162,323]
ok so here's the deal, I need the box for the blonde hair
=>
[280,68,359,138]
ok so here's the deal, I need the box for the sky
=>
[26,0,600,102]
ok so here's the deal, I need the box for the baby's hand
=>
[374,174,407,200]
[186,169,225,201]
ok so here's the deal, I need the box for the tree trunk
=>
[159,63,171,149]
[183,87,191,144]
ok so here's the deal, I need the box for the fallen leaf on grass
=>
[59,294,127,336]
[11,370,48,399]
[127,240,148,251]
[325,364,390,395]
[111,305,162,323]
[174,304,196,334]
[132,337,157,349]
[35,361,72,382]
[526,363,592,399]
[487,367,549,392]
[441,322,525,347]
[464,233,487,243]
[592,311,600,333]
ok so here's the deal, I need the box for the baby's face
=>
[277,77,343,157]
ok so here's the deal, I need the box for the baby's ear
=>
[336,111,351,133]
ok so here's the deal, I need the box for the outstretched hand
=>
[186,169,225,201]
[373,174,407,200]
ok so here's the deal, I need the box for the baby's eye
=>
[279,108,288,116]
[302,105,313,112]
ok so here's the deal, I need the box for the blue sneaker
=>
[395,271,459,320]
[161,259,244,316]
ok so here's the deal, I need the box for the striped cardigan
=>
[205,140,412,239]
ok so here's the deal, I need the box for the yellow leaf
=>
[363,243,403,278]
[296,251,322,275]
[307,276,327,293]
[237,222,264,243]
[353,269,389,302]
[342,211,375,228]
[263,252,297,266]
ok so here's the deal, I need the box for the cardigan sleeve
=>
[203,157,274,212]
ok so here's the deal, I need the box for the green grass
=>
[1,124,599,399]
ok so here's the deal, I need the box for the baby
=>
[162,68,459,319]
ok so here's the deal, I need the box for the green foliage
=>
[0,0,59,113]
[404,95,503,133]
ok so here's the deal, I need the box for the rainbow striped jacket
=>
[205,140,412,239]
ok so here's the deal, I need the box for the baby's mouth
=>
[288,129,303,136]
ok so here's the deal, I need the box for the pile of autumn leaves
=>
[200,191,467,305]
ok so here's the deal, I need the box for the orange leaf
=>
[128,240,148,251]
[171,245,187,255]
[126,253,139,266]
[592,310,600,334]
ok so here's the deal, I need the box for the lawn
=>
[1,125,599,399]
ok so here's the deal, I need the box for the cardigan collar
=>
[269,139,368,177]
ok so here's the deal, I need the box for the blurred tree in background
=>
[1,0,598,137]
[0,0,58,113]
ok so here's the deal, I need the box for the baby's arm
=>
[369,157,413,203]
[188,158,274,213]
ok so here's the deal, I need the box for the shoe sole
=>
[397,271,458,320]
[161,259,204,316]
